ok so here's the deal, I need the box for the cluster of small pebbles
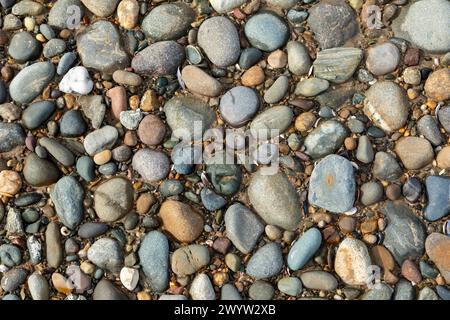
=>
[0,0,449,301]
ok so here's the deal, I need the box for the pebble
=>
[249,280,274,300]
[436,286,450,300]
[360,181,383,206]
[94,177,133,222]
[417,115,443,146]
[219,86,260,127]
[171,244,210,277]
[200,188,227,211]
[81,0,119,17]
[1,268,27,292]
[287,41,311,76]
[136,114,165,146]
[267,50,287,69]
[401,260,422,284]
[119,110,143,130]
[424,68,450,101]
[9,62,55,104]
[372,152,402,181]
[107,86,127,120]
[246,242,283,279]
[395,137,433,170]
[402,177,422,202]
[87,238,123,272]
[51,176,84,229]
[300,271,338,291]
[264,75,289,104]
[288,228,322,271]
[22,101,56,130]
[48,0,84,29]
[23,153,60,187]
[365,42,400,76]
[361,283,393,300]
[132,149,170,182]
[78,223,108,239]
[112,70,142,87]
[304,120,348,159]
[46,222,63,269]
[250,105,293,138]
[403,67,421,85]
[383,201,426,264]
[93,279,128,300]
[12,0,44,16]
[79,95,106,129]
[295,78,329,97]
[60,110,87,137]
[241,65,265,87]
[425,233,450,283]
[307,0,358,49]
[0,170,21,196]
[83,125,118,156]
[190,274,215,300]
[418,287,439,300]
[8,32,40,62]
[76,156,95,182]
[239,48,263,70]
[394,279,414,300]
[314,47,363,84]
[43,39,66,58]
[142,3,195,41]
[119,267,139,291]
[308,154,355,213]
[244,12,289,52]
[356,135,374,164]
[138,231,169,292]
[66,265,91,293]
[221,284,242,300]
[0,122,25,152]
[392,0,450,53]
[424,176,450,221]
[278,277,302,296]
[181,65,223,97]
[439,106,450,133]
[0,244,21,267]
[77,21,129,74]
[39,137,75,167]
[335,238,372,286]
[225,203,264,254]
[0,103,21,121]
[197,16,240,67]
[28,273,49,300]
[117,0,139,29]
[160,180,183,197]
[248,170,301,231]
[159,200,204,243]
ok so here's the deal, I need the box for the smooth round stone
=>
[48,0,84,29]
[425,68,450,102]
[402,177,422,202]
[87,238,123,273]
[304,120,348,159]
[424,176,450,221]
[51,176,84,229]
[366,42,400,76]
[356,135,374,164]
[267,0,297,8]
[287,9,309,24]
[392,0,450,53]
[94,177,133,222]
[0,103,21,121]
[181,65,223,97]
[360,181,383,206]
[23,153,60,187]
[59,110,87,137]
[206,153,242,196]
[200,188,227,211]
[347,118,365,133]
[186,45,202,64]
[313,47,363,84]
[119,110,143,130]
[248,170,301,231]
[132,149,170,182]
[361,283,393,300]
[278,277,302,296]
[287,41,311,75]
[15,193,42,207]
[264,76,289,104]
[9,62,55,104]
[131,41,185,76]
[198,16,240,67]
[81,0,119,17]
[171,244,210,277]
[76,156,95,182]
[395,137,433,170]
[8,32,40,62]
[38,137,75,167]
[164,95,215,139]
[190,273,215,300]
[117,0,139,29]
[160,179,183,197]
[57,52,77,76]
[59,66,94,95]
[84,126,118,156]
[1,268,27,292]
[225,203,264,254]
[295,78,329,97]
[221,284,242,300]
[12,0,44,15]
[239,48,263,69]
[249,280,274,300]
[403,67,421,85]
[40,24,55,40]
[93,280,128,300]
[287,228,322,270]
[22,101,56,130]
[112,70,142,87]
[43,39,66,58]
[418,287,439,300]
[394,279,414,300]
[0,123,25,153]
[142,3,195,41]
[335,238,372,286]
[28,273,49,300]
[372,151,402,181]
[0,0,16,9]
[300,271,338,291]
[246,242,283,279]
[0,244,21,267]
[417,115,443,146]
[244,12,289,52]
[112,145,132,162]
[250,105,293,139]
[363,81,409,133]
[78,223,108,239]
[436,286,450,300]
[77,21,129,74]
[220,86,260,127]
[138,231,169,292]
[210,0,245,13]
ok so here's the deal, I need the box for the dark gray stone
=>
[51,176,84,229]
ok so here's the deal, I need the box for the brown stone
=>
[338,216,356,233]
[267,50,287,69]
[0,170,22,196]
[322,226,340,244]
[371,245,396,271]
[159,200,204,243]
[401,260,422,284]
[106,86,127,120]
[404,48,420,66]
[241,65,265,86]
[344,137,357,151]
[425,233,450,283]
[1,66,14,82]
[213,237,231,254]
[385,183,401,200]
[123,131,138,146]
[0,30,8,46]
[136,193,156,215]
[140,89,159,112]
[117,0,139,29]
[360,219,378,234]
[295,112,316,132]
[52,273,74,295]
[181,65,223,97]
[289,99,315,110]
[437,146,450,169]
[137,114,166,146]
[425,68,450,101]
[395,137,434,170]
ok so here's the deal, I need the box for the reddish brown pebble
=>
[401,260,422,283]
[106,86,128,120]
[360,219,378,234]
[137,114,166,146]
[124,131,138,146]
[370,245,396,272]
[233,8,246,20]
[322,226,340,244]
[404,48,420,66]
[1,66,14,82]
[213,237,231,254]
[385,184,401,200]
[338,216,356,233]
[0,30,8,45]
[290,99,315,110]
[344,137,357,150]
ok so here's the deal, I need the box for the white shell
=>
[120,267,139,291]
[59,66,94,95]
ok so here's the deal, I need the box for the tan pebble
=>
[36,34,46,42]
[136,193,156,214]
[370,245,395,272]
[344,137,357,150]
[424,68,450,101]
[363,233,377,244]
[295,112,316,132]
[265,225,282,240]
[140,89,159,112]
[117,0,139,29]
[59,29,72,39]
[64,94,76,109]
[93,150,112,165]
[338,216,356,233]
[407,88,419,100]
[384,269,399,285]
[129,95,140,110]
[241,66,265,86]
[213,272,228,286]
[267,49,287,69]
[436,146,450,169]
[181,65,222,97]
[124,131,138,146]
[137,291,152,300]
[401,260,422,284]
[0,170,22,196]
[51,273,74,295]
[80,261,95,274]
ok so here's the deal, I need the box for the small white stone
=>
[120,267,139,291]
[59,66,94,95]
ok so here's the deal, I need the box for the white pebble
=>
[59,66,94,95]
[120,267,139,291]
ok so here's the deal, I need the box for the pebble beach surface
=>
[0,0,449,301]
